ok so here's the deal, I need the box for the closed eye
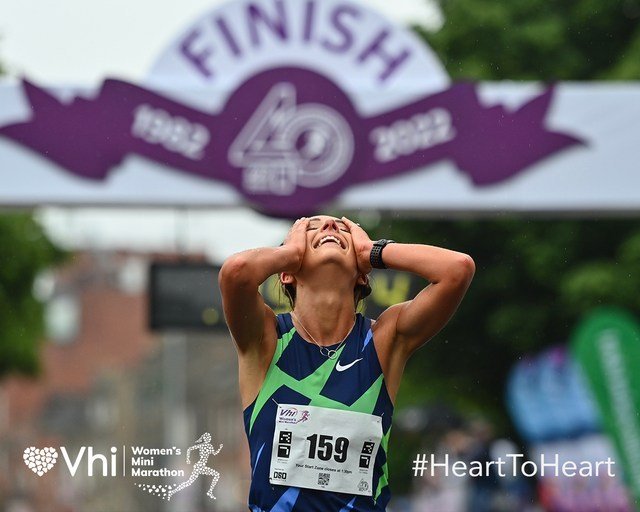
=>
[307,227,349,232]
[306,221,349,232]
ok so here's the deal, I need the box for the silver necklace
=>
[290,311,356,360]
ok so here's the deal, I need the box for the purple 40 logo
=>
[228,83,354,196]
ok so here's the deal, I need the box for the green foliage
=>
[0,214,66,378]
[417,0,640,79]
[363,219,640,410]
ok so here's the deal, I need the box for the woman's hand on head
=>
[341,217,374,274]
[282,217,310,272]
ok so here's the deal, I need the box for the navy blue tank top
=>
[243,313,394,511]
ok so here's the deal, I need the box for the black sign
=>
[148,262,222,331]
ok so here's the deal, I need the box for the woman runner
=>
[219,215,474,511]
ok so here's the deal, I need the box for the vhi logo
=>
[278,406,310,424]
[23,446,120,477]
[23,447,58,476]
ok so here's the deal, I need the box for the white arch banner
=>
[0,0,638,216]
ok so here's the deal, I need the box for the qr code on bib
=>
[318,472,330,486]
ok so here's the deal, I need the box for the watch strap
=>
[370,239,395,269]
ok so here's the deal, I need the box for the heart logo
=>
[23,446,58,476]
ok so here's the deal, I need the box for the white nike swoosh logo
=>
[335,358,363,372]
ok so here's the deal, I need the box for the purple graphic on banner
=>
[0,68,585,217]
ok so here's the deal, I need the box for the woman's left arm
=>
[342,218,475,356]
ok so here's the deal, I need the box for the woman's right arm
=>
[218,218,308,353]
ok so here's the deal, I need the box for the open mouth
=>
[314,235,345,249]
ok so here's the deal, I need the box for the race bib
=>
[269,404,383,496]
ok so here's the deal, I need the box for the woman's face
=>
[301,215,357,271]
[280,215,367,298]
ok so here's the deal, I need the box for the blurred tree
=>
[367,218,640,492]
[0,214,66,378]
[416,0,640,79]
[367,218,640,415]
[0,47,66,378]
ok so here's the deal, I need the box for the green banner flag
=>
[571,308,640,507]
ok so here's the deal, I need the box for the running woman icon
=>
[167,433,223,501]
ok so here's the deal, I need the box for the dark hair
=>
[281,277,372,310]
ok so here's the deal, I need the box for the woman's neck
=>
[291,287,357,346]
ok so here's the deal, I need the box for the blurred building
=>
[0,251,248,512]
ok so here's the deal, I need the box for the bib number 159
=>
[306,434,349,463]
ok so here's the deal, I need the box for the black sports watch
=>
[370,239,396,269]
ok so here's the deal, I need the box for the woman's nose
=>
[321,219,339,231]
